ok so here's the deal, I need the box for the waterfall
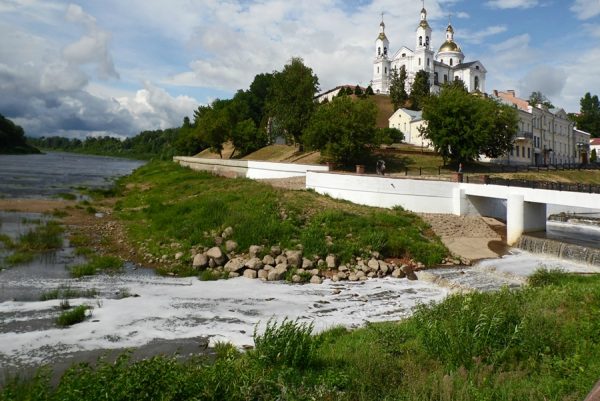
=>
[517,235,600,267]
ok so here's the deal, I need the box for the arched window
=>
[378,47,381,56]
[377,67,380,74]
[475,65,480,70]
[384,47,388,55]
[434,72,439,84]
[450,58,453,66]
[419,36,422,46]
[385,67,387,74]
[426,36,430,46]
[474,76,480,90]
[444,74,448,83]
[418,58,421,66]
[402,53,406,57]
[427,58,430,66]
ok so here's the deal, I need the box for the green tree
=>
[577,92,600,136]
[303,96,378,165]
[194,99,232,158]
[0,114,39,154]
[365,85,375,96]
[389,66,408,111]
[376,127,404,144]
[528,91,554,109]
[409,70,430,110]
[591,148,598,163]
[230,119,268,157]
[421,86,518,165]
[268,57,319,146]
[354,85,363,96]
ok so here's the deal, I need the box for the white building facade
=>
[388,108,430,148]
[372,7,486,95]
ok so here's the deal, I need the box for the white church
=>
[372,6,487,95]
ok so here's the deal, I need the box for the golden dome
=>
[378,32,387,41]
[439,40,462,53]
[419,20,430,29]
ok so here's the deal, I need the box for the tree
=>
[230,119,268,157]
[376,127,404,144]
[0,114,39,154]
[303,96,378,165]
[365,85,375,96]
[389,66,408,111]
[409,70,430,110]
[268,57,319,146]
[577,92,600,137]
[421,85,518,165]
[354,85,363,96]
[591,149,597,164]
[528,91,554,109]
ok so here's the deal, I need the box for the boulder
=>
[367,258,379,271]
[317,259,326,268]
[371,251,380,259]
[270,245,281,256]
[262,254,275,266]
[310,268,320,276]
[406,271,418,281]
[292,274,302,283]
[248,245,262,257]
[302,258,313,269]
[275,254,287,265]
[224,257,245,273]
[275,264,288,276]
[222,226,233,239]
[257,269,269,280]
[367,271,376,278]
[228,272,240,278]
[348,273,358,282]
[296,268,305,274]
[286,250,303,268]
[331,274,339,282]
[174,252,184,260]
[310,275,323,284]
[208,258,216,268]
[326,254,337,269]
[192,253,208,269]
[356,271,366,279]
[379,261,389,274]
[267,269,286,281]
[338,264,349,272]
[337,271,348,280]
[214,236,224,246]
[225,240,238,253]
[243,269,257,279]
[245,257,263,270]
[392,268,406,279]
[207,246,225,263]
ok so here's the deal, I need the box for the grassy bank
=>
[114,161,447,274]
[2,270,599,400]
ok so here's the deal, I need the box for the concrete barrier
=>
[173,156,329,179]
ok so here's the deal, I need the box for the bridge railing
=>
[472,177,600,194]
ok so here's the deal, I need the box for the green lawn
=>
[114,161,447,274]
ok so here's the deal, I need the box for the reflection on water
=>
[0,152,144,199]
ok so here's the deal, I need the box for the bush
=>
[528,268,566,287]
[253,318,318,369]
[56,305,89,326]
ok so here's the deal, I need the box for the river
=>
[1,152,599,378]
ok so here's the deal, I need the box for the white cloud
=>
[518,65,567,100]
[571,0,600,20]
[62,4,119,79]
[460,25,507,44]
[584,23,600,37]
[485,0,539,9]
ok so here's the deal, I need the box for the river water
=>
[1,152,599,377]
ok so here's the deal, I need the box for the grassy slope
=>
[114,161,446,274]
[3,270,600,401]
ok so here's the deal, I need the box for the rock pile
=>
[186,227,424,285]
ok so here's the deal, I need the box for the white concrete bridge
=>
[306,171,600,245]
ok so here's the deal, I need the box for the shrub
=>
[70,255,123,278]
[56,305,89,326]
[528,268,566,287]
[18,220,63,251]
[253,318,318,369]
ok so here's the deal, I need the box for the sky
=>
[1,0,599,139]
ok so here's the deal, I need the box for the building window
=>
[419,36,423,46]
[402,53,406,57]
[450,58,453,66]
[444,74,448,83]
[441,59,444,64]
[426,36,430,46]
[434,72,439,85]
[511,147,514,156]
[476,65,480,70]
[474,76,479,91]
[522,146,525,157]
[419,58,421,65]
[384,47,388,55]
[527,148,531,158]
[385,67,387,74]
[378,47,381,56]
[377,67,379,74]
[516,147,520,157]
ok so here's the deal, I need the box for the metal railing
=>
[466,176,600,194]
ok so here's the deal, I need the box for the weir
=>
[516,235,600,267]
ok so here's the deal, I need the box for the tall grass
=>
[70,255,123,278]
[56,305,89,327]
[3,273,600,401]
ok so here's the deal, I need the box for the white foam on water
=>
[0,275,448,365]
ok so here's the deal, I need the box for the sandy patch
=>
[0,199,74,213]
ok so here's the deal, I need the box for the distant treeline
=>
[27,124,204,161]
[0,114,40,154]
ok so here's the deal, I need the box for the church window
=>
[476,65,480,70]
[450,58,453,66]
[418,58,421,66]
[402,53,406,57]
[384,47,388,55]
[377,67,380,74]
[385,67,387,74]
[419,36,422,46]
[474,76,480,91]
[516,147,520,157]
[426,36,430,46]
[454,76,459,81]
[434,72,439,85]
[378,47,381,56]
[522,146,525,157]
[528,148,531,158]
[444,74,448,83]
[427,58,430,66]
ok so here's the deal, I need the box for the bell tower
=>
[372,14,391,94]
